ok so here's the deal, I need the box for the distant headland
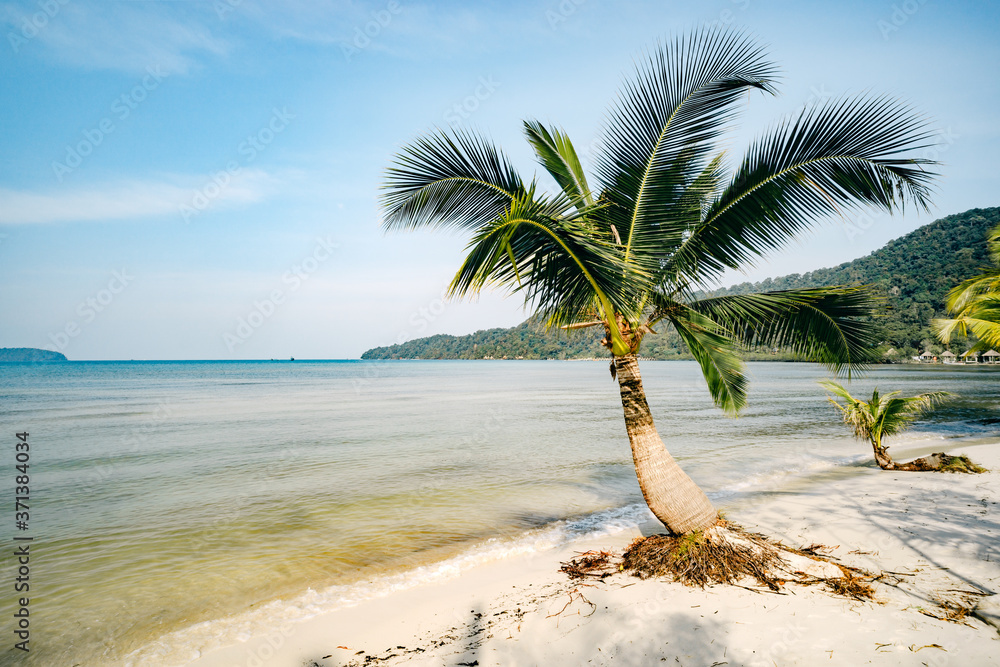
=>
[0,348,68,362]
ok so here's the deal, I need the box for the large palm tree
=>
[381,30,936,535]
[819,381,952,470]
[934,222,1000,350]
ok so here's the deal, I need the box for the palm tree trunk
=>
[872,440,896,470]
[614,354,718,535]
[872,441,952,471]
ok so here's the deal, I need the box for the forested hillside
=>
[362,207,999,360]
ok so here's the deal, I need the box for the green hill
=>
[362,207,999,361]
[0,348,68,362]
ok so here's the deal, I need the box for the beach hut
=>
[919,350,937,363]
[984,350,1000,365]
[962,350,980,364]
[940,350,957,364]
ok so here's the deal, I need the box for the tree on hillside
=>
[381,29,936,540]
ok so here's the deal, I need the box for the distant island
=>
[0,348,68,362]
[362,206,999,361]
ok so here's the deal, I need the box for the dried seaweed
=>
[559,550,614,580]
[939,455,987,474]
[825,570,876,601]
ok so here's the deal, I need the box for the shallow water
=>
[0,360,997,666]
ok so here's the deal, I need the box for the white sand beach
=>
[180,439,1000,667]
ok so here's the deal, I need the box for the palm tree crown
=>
[819,380,952,455]
[382,29,937,414]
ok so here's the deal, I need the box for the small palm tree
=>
[381,29,936,535]
[819,380,952,470]
[935,222,1000,350]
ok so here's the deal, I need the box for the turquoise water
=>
[0,360,997,666]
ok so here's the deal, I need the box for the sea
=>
[0,360,998,666]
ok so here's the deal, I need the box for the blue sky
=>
[1,0,997,360]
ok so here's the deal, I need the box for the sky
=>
[0,0,997,360]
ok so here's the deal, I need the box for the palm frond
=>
[670,94,938,283]
[595,29,777,273]
[935,305,1000,349]
[656,298,747,414]
[878,392,953,439]
[989,222,1000,267]
[961,312,1000,348]
[381,128,525,231]
[942,271,1000,313]
[449,192,649,354]
[672,153,727,231]
[523,120,593,207]
[935,222,1000,350]
[931,315,967,345]
[818,379,863,406]
[686,287,882,375]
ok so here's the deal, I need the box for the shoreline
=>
[154,438,1000,666]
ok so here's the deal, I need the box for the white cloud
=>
[0,170,277,224]
[2,1,229,74]
[0,0,519,75]
[228,1,501,57]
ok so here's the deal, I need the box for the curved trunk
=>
[874,446,959,472]
[871,438,896,470]
[871,434,968,471]
[614,354,717,535]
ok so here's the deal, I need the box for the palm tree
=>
[819,381,952,470]
[934,222,1000,350]
[381,29,937,535]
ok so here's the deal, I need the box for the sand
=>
[185,440,1000,667]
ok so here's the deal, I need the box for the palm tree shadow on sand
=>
[309,607,732,666]
[845,484,1000,595]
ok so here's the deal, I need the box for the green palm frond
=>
[449,191,647,352]
[670,95,937,283]
[649,293,747,413]
[668,306,747,415]
[931,315,967,346]
[595,29,777,272]
[687,287,882,375]
[963,315,1000,348]
[523,120,593,208]
[934,297,1000,348]
[381,128,525,231]
[672,153,727,233]
[989,222,1000,267]
[935,222,1000,349]
[943,272,1000,313]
